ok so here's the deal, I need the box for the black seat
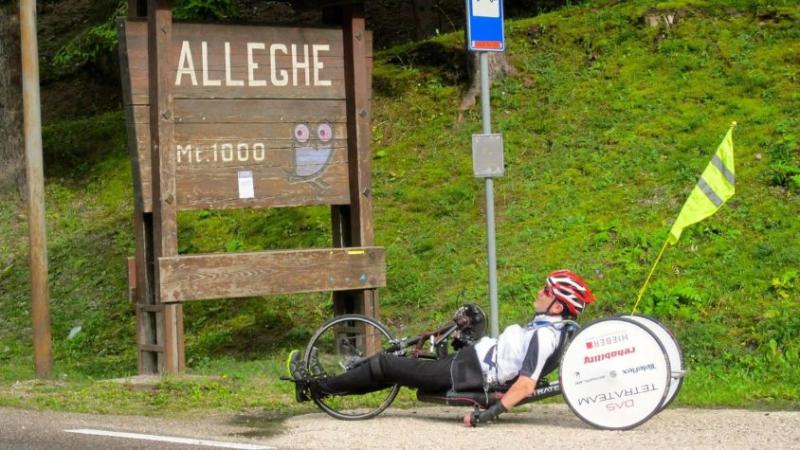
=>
[532,321,579,384]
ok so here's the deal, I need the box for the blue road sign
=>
[466,0,505,52]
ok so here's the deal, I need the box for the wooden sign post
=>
[20,0,53,378]
[119,2,383,374]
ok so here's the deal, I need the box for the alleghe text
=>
[174,41,332,88]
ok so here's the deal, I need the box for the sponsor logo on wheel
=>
[622,363,656,375]
[583,346,636,364]
[574,374,606,385]
[585,331,629,349]
[577,383,659,406]
[606,399,635,411]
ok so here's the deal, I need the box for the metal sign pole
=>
[20,0,53,378]
[479,52,500,338]
[467,0,504,338]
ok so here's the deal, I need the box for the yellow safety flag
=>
[668,124,736,244]
[632,123,737,314]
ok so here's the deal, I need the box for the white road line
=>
[64,428,273,450]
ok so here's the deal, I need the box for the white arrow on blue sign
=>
[466,0,505,52]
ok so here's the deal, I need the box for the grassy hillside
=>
[1,0,798,413]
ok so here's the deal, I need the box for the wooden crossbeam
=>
[158,247,385,302]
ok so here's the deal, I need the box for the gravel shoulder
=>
[268,404,800,449]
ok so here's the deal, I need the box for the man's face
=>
[534,286,557,314]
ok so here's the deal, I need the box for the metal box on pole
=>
[472,133,505,178]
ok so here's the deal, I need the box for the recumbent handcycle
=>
[291,304,684,430]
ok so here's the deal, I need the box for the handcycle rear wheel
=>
[560,317,671,430]
[304,314,401,420]
[617,313,685,411]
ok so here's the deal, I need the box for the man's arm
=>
[499,374,537,410]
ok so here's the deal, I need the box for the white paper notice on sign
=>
[238,170,255,199]
[472,0,500,18]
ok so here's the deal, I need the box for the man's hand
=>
[463,403,507,427]
[463,410,477,427]
[464,376,537,427]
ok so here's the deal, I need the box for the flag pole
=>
[631,237,670,314]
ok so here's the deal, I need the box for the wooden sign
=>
[118,19,373,211]
[119,7,381,375]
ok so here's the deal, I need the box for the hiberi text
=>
[174,41,333,87]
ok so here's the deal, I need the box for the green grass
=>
[1,0,799,414]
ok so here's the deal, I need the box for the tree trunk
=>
[0,10,25,199]
[412,0,439,40]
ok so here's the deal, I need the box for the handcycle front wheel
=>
[303,314,401,420]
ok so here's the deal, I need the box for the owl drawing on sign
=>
[290,122,335,189]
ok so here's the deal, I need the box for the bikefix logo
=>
[585,331,629,349]
[584,347,636,364]
[577,383,659,406]
[623,363,656,375]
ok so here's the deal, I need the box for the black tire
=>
[304,314,401,420]
[560,317,671,430]
[616,313,685,411]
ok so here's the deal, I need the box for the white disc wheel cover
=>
[619,314,684,411]
[560,318,670,430]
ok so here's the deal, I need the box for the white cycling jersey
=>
[472,314,564,384]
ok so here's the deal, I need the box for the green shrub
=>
[49,1,125,79]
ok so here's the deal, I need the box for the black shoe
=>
[286,350,309,402]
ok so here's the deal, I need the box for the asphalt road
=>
[2,405,800,449]
[0,407,272,450]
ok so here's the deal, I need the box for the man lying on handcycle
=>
[287,269,595,427]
